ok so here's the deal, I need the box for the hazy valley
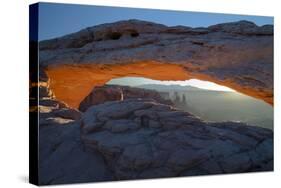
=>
[136,84,273,129]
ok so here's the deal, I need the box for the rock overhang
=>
[39,19,273,108]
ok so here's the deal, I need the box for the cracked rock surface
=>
[37,90,273,184]
[80,99,273,180]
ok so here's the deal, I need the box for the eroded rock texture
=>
[80,99,273,180]
[38,95,273,184]
[37,79,113,185]
[40,19,273,107]
[36,71,273,184]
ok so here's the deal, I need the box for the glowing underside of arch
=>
[45,61,272,108]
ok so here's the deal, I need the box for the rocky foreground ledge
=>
[38,94,273,184]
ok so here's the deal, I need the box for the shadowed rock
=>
[79,84,173,112]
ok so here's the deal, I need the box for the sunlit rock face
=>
[40,19,273,108]
[45,62,190,108]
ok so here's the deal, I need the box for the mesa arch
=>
[40,19,273,108]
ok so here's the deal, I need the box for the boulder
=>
[79,85,123,112]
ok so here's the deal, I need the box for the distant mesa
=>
[136,84,206,92]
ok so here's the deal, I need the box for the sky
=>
[38,2,273,41]
[108,77,235,92]
[37,3,272,91]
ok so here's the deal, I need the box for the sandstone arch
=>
[40,20,273,108]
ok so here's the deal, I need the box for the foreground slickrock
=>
[38,89,113,184]
[80,99,273,180]
[37,94,273,184]
[40,19,273,107]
